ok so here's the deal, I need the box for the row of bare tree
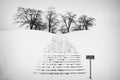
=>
[14,7,95,34]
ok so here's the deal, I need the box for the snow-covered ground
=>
[0,30,120,80]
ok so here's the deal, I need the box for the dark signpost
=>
[86,55,95,79]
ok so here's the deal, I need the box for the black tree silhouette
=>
[14,7,96,34]
[14,7,46,30]
[78,15,95,30]
[46,7,59,33]
[61,12,76,33]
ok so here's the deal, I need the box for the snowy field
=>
[0,30,120,80]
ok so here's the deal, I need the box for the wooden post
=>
[86,55,95,79]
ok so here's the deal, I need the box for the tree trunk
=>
[48,20,51,32]
[30,24,33,30]
[48,26,51,32]
[85,25,88,30]
[67,28,69,32]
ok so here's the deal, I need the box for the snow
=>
[0,30,120,80]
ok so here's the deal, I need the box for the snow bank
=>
[0,30,119,80]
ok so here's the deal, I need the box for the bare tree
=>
[59,25,68,34]
[78,15,95,30]
[72,19,84,31]
[14,7,96,33]
[14,7,46,30]
[61,12,76,33]
[46,7,59,33]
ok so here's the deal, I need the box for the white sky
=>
[0,0,120,31]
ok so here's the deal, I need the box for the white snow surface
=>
[0,30,120,80]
